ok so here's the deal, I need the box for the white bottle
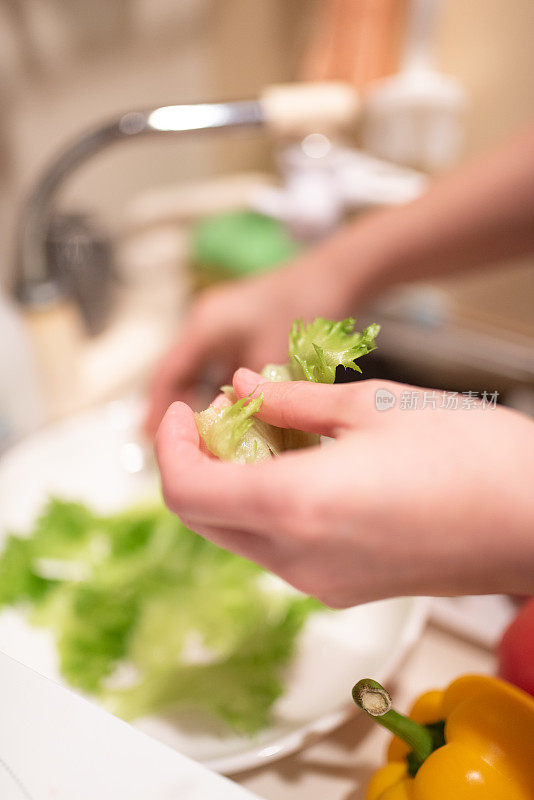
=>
[0,293,46,451]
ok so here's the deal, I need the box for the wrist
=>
[292,206,418,313]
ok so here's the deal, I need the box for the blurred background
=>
[1,0,534,441]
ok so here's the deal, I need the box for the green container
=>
[191,210,301,285]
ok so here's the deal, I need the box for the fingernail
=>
[235,367,263,385]
[236,367,265,383]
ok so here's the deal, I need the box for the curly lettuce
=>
[195,389,314,463]
[197,317,379,462]
[195,393,274,463]
[0,498,321,733]
[288,318,380,383]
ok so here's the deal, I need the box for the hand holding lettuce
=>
[157,334,534,606]
[195,317,379,463]
[0,318,380,734]
[143,253,365,438]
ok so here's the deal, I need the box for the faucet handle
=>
[260,81,360,138]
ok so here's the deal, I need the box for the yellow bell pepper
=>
[352,674,534,799]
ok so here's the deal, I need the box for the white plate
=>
[0,399,427,774]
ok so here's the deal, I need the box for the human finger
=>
[233,368,380,436]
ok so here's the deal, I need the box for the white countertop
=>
[0,649,262,800]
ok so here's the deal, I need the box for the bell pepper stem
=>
[352,678,434,769]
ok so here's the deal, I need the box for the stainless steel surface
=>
[16,100,263,311]
[356,307,534,413]
[373,314,534,384]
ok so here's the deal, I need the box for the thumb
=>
[233,368,372,437]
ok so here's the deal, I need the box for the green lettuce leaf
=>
[0,498,321,734]
[195,392,284,463]
[289,317,380,383]
[102,594,320,732]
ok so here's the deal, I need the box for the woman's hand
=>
[155,371,534,607]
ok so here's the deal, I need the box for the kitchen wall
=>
[0,0,309,288]
[434,0,534,335]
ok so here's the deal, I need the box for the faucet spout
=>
[16,100,264,309]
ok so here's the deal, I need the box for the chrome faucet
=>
[15,84,361,331]
[15,100,263,332]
